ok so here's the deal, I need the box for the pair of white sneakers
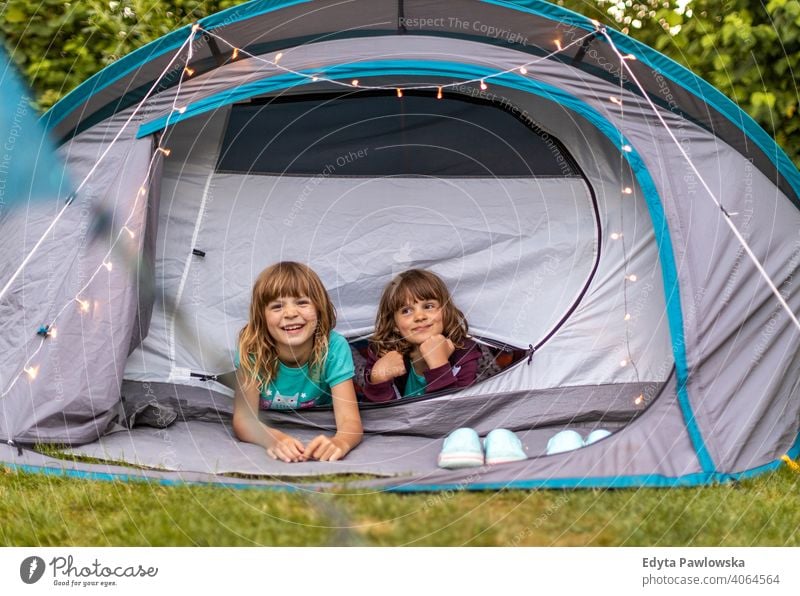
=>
[437,428,527,469]
[545,429,611,455]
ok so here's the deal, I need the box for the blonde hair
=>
[370,269,468,357]
[238,262,336,390]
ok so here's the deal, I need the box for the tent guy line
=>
[197,24,598,94]
[599,25,800,335]
[0,29,198,399]
[0,30,197,307]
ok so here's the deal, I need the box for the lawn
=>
[1,464,798,546]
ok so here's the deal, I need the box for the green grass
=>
[1,464,799,546]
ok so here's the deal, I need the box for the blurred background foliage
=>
[0,0,798,164]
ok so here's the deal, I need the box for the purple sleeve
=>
[362,349,401,403]
[423,341,481,393]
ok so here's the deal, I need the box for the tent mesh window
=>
[217,91,583,178]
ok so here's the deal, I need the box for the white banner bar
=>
[1,548,797,595]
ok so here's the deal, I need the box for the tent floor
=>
[62,419,622,479]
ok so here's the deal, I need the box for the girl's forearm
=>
[335,419,363,451]
[233,413,277,450]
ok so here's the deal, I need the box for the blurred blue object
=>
[0,44,71,208]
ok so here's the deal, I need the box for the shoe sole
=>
[437,452,484,469]
[485,454,527,466]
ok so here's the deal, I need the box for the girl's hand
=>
[370,351,406,383]
[304,434,351,462]
[266,429,305,463]
[420,334,455,369]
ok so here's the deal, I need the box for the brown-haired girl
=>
[363,269,480,402]
[233,262,362,462]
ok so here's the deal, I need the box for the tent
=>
[2,0,799,490]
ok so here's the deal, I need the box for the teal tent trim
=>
[134,58,715,473]
[45,0,798,203]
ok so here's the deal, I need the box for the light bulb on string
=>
[24,365,39,381]
[103,261,113,272]
[519,66,528,74]
[232,48,239,60]
[624,313,632,321]
[623,187,633,195]
[184,66,195,76]
[274,52,283,64]
[177,106,187,114]
[49,327,58,339]
[311,75,319,82]
[123,226,136,239]
[480,80,488,91]
[626,274,638,282]
[634,394,645,405]
[437,87,443,99]
[620,359,628,367]
[622,145,632,153]
[625,54,637,61]
[610,232,621,240]
[76,298,90,313]
[158,147,171,157]
[610,96,622,105]
[396,88,403,98]
[351,79,359,87]
[554,39,563,51]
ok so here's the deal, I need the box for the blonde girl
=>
[234,262,362,462]
[364,269,480,402]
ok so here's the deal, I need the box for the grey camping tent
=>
[1,0,799,490]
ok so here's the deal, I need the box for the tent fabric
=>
[2,0,799,489]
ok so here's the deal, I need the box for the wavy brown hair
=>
[370,269,469,357]
[238,262,336,390]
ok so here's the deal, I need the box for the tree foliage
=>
[1,0,798,164]
[558,0,800,165]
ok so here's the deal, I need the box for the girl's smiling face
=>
[394,297,444,346]
[265,295,318,360]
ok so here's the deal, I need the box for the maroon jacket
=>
[362,339,481,403]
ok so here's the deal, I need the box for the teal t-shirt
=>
[236,331,354,410]
[403,365,427,398]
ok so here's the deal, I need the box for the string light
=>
[138,186,147,196]
[49,327,57,339]
[274,52,283,63]
[634,394,645,405]
[76,298,90,313]
[623,187,633,194]
[123,226,136,239]
[177,106,187,114]
[158,147,171,156]
[232,48,239,60]
[311,75,319,82]
[620,359,628,367]
[625,54,637,61]
[554,39,563,51]
[437,87,443,99]
[184,66,195,76]
[610,96,622,105]
[24,365,39,381]
[351,79,359,87]
[624,313,632,321]
[610,232,622,240]
[480,79,488,90]
[626,274,638,282]
[396,88,403,98]
[103,261,113,272]
[622,145,632,153]
[191,23,201,33]
[519,66,528,74]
